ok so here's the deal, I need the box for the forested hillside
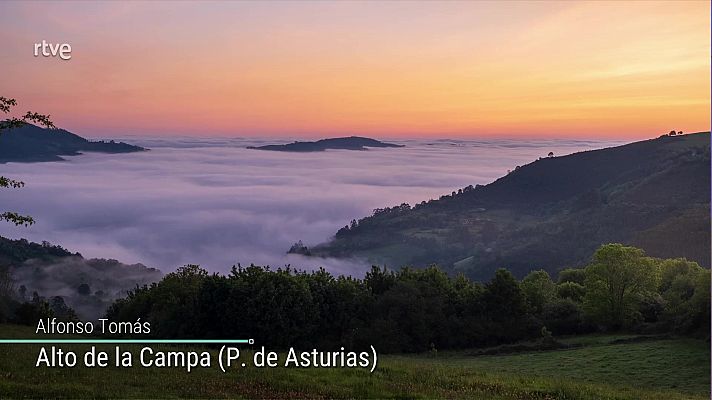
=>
[311,133,710,279]
[0,237,161,319]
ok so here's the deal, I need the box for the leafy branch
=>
[0,212,34,227]
[0,96,55,226]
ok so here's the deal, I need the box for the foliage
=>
[558,267,587,285]
[1,289,54,325]
[520,269,555,313]
[658,258,710,334]
[106,243,708,352]
[108,264,539,352]
[583,244,660,329]
[0,237,75,265]
[556,281,585,302]
[541,298,587,334]
[0,97,55,226]
[0,97,55,131]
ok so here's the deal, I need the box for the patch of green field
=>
[402,335,709,396]
[555,333,641,346]
[0,324,708,399]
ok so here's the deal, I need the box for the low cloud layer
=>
[12,256,162,319]
[0,137,624,276]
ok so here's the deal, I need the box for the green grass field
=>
[0,324,708,399]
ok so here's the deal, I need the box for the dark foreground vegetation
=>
[99,244,710,353]
[0,237,161,321]
[0,324,708,399]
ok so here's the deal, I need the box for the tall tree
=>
[583,243,659,329]
[521,269,555,314]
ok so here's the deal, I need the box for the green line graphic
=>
[0,339,252,344]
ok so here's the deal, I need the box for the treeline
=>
[335,185,480,238]
[103,244,709,353]
[0,237,77,265]
[0,268,79,325]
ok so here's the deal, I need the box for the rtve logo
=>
[33,40,72,60]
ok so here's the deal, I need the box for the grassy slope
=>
[0,325,708,399]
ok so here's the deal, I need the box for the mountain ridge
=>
[0,123,146,163]
[247,136,404,152]
[308,132,711,279]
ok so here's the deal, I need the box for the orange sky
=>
[0,1,709,138]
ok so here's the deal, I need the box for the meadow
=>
[0,325,708,399]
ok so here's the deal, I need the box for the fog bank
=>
[0,137,624,276]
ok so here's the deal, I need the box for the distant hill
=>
[0,236,79,265]
[309,132,711,280]
[248,136,404,152]
[0,236,161,318]
[0,123,145,163]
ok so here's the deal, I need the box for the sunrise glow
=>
[0,1,709,138]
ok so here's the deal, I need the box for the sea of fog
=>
[0,137,626,276]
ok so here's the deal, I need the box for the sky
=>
[0,1,709,138]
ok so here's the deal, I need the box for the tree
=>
[658,258,709,333]
[50,296,79,322]
[686,271,710,334]
[482,269,534,342]
[542,298,586,335]
[556,281,585,302]
[364,265,395,295]
[0,97,55,226]
[520,269,555,314]
[0,266,16,323]
[557,268,586,285]
[77,283,91,296]
[583,244,659,329]
[287,240,311,256]
[0,265,14,299]
[364,266,456,352]
[13,295,53,325]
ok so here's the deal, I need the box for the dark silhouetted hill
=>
[248,136,403,152]
[0,236,78,265]
[310,132,711,280]
[0,123,145,163]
